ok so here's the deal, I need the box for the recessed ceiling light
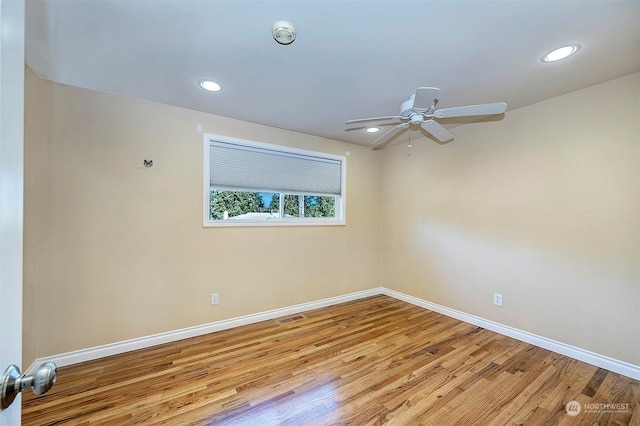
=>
[541,44,581,63]
[365,127,380,133]
[199,80,222,92]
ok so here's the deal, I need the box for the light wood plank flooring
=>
[23,295,640,425]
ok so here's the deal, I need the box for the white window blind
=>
[209,140,342,196]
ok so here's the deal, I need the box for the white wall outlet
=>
[211,293,219,305]
[493,293,503,307]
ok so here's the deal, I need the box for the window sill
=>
[203,218,346,228]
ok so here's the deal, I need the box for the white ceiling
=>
[25,0,640,148]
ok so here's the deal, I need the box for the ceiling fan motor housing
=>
[410,114,424,124]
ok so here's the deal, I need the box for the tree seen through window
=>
[210,190,335,220]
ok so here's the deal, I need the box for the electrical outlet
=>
[211,293,219,305]
[493,293,503,307]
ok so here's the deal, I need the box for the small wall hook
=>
[143,159,153,168]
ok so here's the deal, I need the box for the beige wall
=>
[24,68,639,368]
[23,68,382,359]
[382,73,640,365]
[23,66,53,365]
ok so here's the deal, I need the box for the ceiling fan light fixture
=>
[541,44,581,63]
[199,80,222,92]
[365,127,380,133]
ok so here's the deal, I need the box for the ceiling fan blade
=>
[412,87,440,110]
[421,120,454,142]
[345,115,404,125]
[372,123,410,150]
[434,102,507,119]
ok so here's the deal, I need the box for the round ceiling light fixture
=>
[273,21,296,45]
[199,80,222,92]
[365,127,380,133]
[541,44,581,63]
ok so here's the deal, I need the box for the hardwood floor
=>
[23,295,640,425]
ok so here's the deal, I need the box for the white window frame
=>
[203,134,346,227]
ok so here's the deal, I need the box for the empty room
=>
[1,0,639,424]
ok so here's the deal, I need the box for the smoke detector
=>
[272,21,296,45]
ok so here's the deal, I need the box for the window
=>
[203,134,346,226]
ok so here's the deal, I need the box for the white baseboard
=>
[28,286,640,381]
[26,288,383,374]
[380,288,640,381]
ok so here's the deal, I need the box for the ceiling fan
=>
[346,87,507,150]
